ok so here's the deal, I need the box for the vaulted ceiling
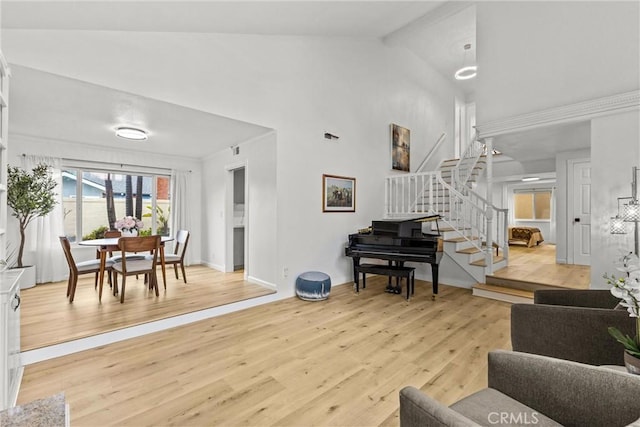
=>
[3,1,479,159]
[2,1,587,167]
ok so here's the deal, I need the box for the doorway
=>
[233,167,245,271]
[568,158,591,266]
[224,162,248,276]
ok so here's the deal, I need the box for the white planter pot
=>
[121,229,138,237]
[14,265,36,290]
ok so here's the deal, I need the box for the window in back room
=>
[514,191,551,221]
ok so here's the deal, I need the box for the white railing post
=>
[484,137,494,273]
[385,177,389,217]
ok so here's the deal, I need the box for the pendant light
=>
[454,43,477,80]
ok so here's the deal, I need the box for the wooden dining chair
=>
[60,236,114,303]
[111,235,161,303]
[165,230,190,284]
[98,230,121,288]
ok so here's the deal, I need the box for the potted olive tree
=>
[7,163,57,288]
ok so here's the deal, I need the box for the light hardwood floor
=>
[491,243,590,289]
[18,278,512,427]
[20,265,275,351]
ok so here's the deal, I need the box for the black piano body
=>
[344,215,443,296]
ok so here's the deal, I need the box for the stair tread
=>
[440,167,484,173]
[457,247,482,254]
[439,227,471,232]
[470,255,505,266]
[441,158,488,164]
[444,236,479,243]
[474,283,534,299]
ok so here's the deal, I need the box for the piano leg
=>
[431,263,439,300]
[353,257,360,293]
[387,260,393,291]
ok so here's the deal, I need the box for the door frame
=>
[567,157,591,265]
[224,160,249,279]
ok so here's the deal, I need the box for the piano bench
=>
[355,264,415,300]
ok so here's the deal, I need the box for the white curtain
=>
[171,169,191,265]
[21,155,67,283]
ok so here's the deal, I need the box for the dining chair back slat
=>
[112,235,161,303]
[167,230,190,283]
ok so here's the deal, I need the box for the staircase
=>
[385,138,509,286]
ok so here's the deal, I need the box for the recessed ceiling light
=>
[116,127,148,141]
[522,177,540,182]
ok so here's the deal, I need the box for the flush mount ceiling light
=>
[116,127,148,141]
[454,43,477,80]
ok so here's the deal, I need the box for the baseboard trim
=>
[202,261,224,271]
[247,276,277,291]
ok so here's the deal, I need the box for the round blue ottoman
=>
[296,271,331,301]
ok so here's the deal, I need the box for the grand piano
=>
[345,215,443,297]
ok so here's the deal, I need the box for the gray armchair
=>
[399,350,640,427]
[511,289,635,366]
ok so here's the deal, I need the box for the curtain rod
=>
[21,153,192,174]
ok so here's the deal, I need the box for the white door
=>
[571,160,591,265]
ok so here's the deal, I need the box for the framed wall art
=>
[322,174,355,212]
[391,123,410,172]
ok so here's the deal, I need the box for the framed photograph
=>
[322,174,356,212]
[391,123,410,172]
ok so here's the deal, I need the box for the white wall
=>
[476,1,640,123]
[590,111,640,288]
[3,31,463,295]
[201,131,277,288]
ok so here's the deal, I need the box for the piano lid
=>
[371,215,441,238]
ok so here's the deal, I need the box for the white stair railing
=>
[385,171,445,217]
[453,136,484,190]
[415,132,447,173]
[385,172,509,274]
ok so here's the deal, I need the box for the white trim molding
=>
[477,90,640,138]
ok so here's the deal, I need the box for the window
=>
[514,191,551,221]
[62,167,171,241]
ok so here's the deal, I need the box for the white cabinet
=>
[0,52,9,257]
[0,270,23,411]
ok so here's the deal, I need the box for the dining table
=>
[78,235,174,302]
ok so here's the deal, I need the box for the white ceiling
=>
[3,0,471,159]
[2,1,587,165]
[384,1,476,98]
[10,65,273,158]
[2,1,445,38]
[493,121,591,162]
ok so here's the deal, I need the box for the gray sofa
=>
[399,350,640,427]
[511,289,635,366]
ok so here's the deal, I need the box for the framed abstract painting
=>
[391,123,410,172]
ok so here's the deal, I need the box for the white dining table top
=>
[78,235,173,246]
